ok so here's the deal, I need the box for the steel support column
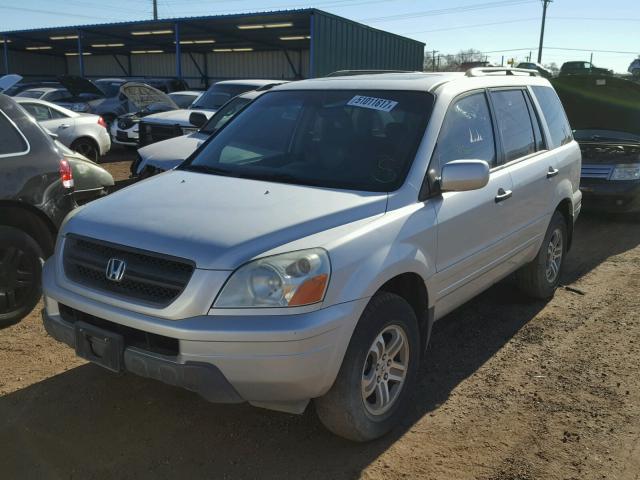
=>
[77,30,85,77]
[174,22,182,80]
[3,35,9,74]
[309,13,315,78]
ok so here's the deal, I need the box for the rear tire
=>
[0,226,44,328]
[516,211,567,299]
[71,138,100,162]
[315,292,420,442]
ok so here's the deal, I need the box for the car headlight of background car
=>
[214,248,330,308]
[610,164,640,181]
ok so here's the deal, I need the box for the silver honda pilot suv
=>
[42,69,582,441]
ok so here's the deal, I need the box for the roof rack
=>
[465,67,540,77]
[325,69,415,77]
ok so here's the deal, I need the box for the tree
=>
[424,48,486,72]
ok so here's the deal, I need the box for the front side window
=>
[432,92,496,168]
[532,86,572,149]
[0,111,28,156]
[491,89,536,162]
[182,90,433,192]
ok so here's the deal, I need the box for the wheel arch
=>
[377,272,433,357]
[555,197,574,251]
[0,201,57,257]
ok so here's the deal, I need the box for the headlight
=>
[214,248,330,308]
[610,164,640,181]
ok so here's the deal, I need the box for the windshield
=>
[182,89,433,192]
[17,90,44,99]
[95,80,124,97]
[200,96,252,134]
[170,92,199,108]
[192,84,259,110]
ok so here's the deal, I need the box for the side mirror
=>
[189,112,207,129]
[440,160,490,192]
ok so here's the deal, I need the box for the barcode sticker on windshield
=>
[347,95,398,112]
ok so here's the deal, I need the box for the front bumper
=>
[42,260,367,412]
[580,178,640,213]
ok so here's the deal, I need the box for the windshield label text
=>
[347,95,398,112]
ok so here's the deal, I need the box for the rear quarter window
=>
[0,110,29,157]
[532,86,573,149]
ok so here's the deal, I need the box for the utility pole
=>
[153,0,158,20]
[537,0,552,63]
[432,50,438,72]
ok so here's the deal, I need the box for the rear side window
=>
[532,86,572,149]
[490,89,536,162]
[22,103,51,121]
[0,110,28,156]
[432,92,496,168]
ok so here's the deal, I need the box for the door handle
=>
[58,124,71,129]
[546,166,559,178]
[495,188,512,203]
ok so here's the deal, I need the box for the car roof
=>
[271,71,549,93]
[169,90,202,96]
[214,79,281,87]
[21,87,62,94]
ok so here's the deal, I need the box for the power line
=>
[363,0,538,23]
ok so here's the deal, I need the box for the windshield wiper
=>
[181,164,235,176]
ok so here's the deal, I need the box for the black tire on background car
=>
[71,138,100,162]
[0,226,44,328]
[516,210,567,299]
[315,292,420,442]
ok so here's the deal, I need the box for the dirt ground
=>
[1,148,639,479]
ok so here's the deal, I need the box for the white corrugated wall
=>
[10,51,66,79]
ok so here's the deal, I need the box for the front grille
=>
[581,164,613,179]
[63,235,194,307]
[59,303,179,356]
[139,121,184,146]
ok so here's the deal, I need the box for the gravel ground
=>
[1,150,638,479]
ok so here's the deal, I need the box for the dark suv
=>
[0,94,78,327]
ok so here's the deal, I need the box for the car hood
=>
[552,75,640,136]
[58,75,105,98]
[143,108,215,126]
[120,82,178,110]
[137,132,208,173]
[62,170,388,270]
[0,74,22,92]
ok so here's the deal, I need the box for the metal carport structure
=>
[1,9,425,87]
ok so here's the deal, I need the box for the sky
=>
[0,0,638,73]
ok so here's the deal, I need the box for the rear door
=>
[431,90,516,316]
[488,88,553,251]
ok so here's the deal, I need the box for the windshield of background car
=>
[170,93,199,108]
[16,90,44,99]
[192,84,258,110]
[182,89,433,192]
[95,80,124,97]
[200,96,252,134]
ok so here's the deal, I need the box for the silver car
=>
[16,97,111,161]
[42,69,582,441]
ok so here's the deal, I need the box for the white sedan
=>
[15,97,111,161]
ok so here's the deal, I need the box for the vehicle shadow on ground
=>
[0,216,637,479]
[561,211,640,285]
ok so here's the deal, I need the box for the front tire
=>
[516,211,567,299]
[315,292,420,441]
[0,226,44,328]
